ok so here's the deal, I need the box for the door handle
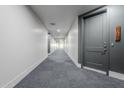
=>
[111,42,114,47]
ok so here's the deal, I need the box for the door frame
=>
[78,6,110,75]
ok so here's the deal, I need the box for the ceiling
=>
[31,5,101,39]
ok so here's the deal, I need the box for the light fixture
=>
[57,29,60,32]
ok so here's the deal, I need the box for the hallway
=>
[15,50,124,88]
[1,5,124,88]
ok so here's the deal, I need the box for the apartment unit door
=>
[84,12,109,73]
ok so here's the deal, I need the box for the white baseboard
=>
[109,71,124,81]
[1,55,48,88]
[83,66,106,75]
[64,50,81,68]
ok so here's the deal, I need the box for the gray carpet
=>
[15,49,124,88]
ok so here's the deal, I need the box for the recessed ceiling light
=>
[57,29,60,32]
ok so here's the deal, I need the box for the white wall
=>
[50,37,56,53]
[0,5,48,87]
[48,35,57,54]
[65,17,81,67]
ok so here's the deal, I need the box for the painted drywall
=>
[109,6,124,74]
[0,5,48,87]
[49,35,57,54]
[65,17,81,67]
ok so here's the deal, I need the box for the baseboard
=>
[83,66,106,75]
[1,55,48,88]
[64,50,81,68]
[109,71,124,81]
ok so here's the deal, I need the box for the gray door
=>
[84,12,109,72]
